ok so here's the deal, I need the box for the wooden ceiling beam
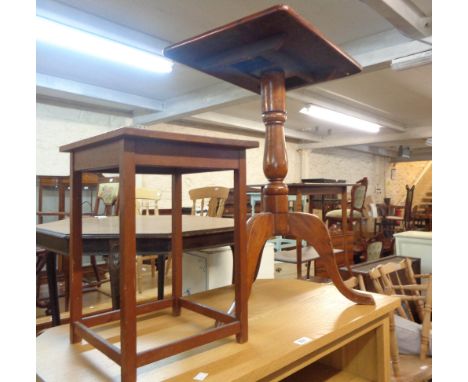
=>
[36,74,163,112]
[188,112,322,142]
[360,0,432,40]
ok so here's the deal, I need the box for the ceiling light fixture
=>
[36,16,174,74]
[299,105,381,133]
[391,50,432,71]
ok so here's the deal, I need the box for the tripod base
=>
[246,211,375,305]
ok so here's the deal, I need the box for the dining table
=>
[286,182,356,230]
[248,181,356,278]
[36,214,235,326]
[249,182,354,230]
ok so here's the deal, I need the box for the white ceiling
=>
[36,0,432,161]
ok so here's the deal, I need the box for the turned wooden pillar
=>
[162,4,376,309]
[261,70,289,234]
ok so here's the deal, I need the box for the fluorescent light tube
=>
[299,105,381,133]
[391,50,431,71]
[36,16,173,74]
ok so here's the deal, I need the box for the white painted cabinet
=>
[394,231,432,273]
[182,243,274,295]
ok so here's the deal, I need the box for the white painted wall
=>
[142,122,302,209]
[304,148,389,203]
[385,160,431,205]
[36,103,390,210]
[36,103,131,175]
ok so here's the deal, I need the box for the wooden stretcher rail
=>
[74,322,121,364]
[180,298,237,323]
[136,321,241,367]
[82,299,173,327]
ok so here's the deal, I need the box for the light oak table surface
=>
[37,279,399,382]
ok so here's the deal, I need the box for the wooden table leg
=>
[108,251,120,309]
[295,191,303,279]
[58,182,66,220]
[69,165,83,343]
[230,244,235,284]
[172,172,183,316]
[46,251,61,326]
[38,184,44,224]
[36,250,48,308]
[63,256,70,312]
[341,188,348,231]
[157,254,166,300]
[234,155,248,343]
[321,194,326,220]
[119,145,137,382]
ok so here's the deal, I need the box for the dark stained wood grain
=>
[53,5,374,380]
[60,127,258,153]
[57,116,256,381]
[233,151,248,342]
[118,139,137,382]
[163,5,373,307]
[163,5,361,94]
[171,172,183,316]
[69,156,83,343]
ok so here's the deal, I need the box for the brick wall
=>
[36,103,131,175]
[36,103,396,210]
[384,160,432,205]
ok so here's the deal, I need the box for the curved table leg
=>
[217,213,275,326]
[288,212,374,305]
[245,213,275,296]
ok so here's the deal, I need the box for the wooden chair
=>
[412,205,432,232]
[274,240,344,280]
[375,258,429,323]
[189,186,230,217]
[93,181,120,216]
[135,188,163,294]
[368,260,432,381]
[325,177,368,235]
[363,235,384,262]
[342,274,366,290]
[135,187,161,216]
[383,185,415,234]
[186,186,230,281]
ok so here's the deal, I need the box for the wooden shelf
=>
[283,362,372,382]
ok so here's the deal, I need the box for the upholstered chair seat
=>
[326,209,362,219]
[385,215,403,221]
[324,177,368,235]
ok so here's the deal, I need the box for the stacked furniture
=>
[37,5,385,381]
